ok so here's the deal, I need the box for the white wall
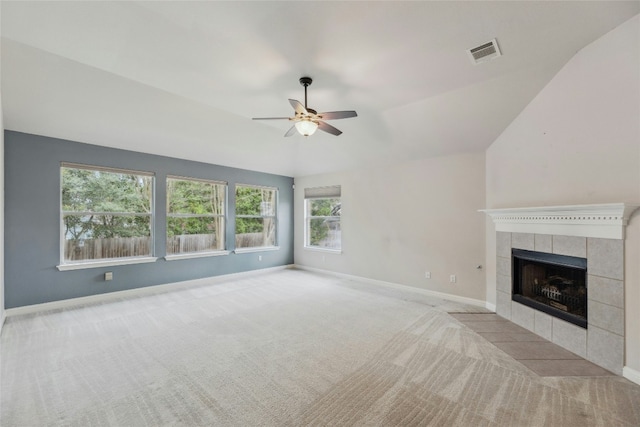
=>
[295,151,486,302]
[0,3,5,333]
[485,16,640,373]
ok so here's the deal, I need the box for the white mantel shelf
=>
[480,203,639,240]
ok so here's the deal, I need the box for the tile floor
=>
[450,313,613,377]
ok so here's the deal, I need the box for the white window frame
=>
[165,175,229,260]
[234,184,279,253]
[304,186,342,253]
[57,163,157,271]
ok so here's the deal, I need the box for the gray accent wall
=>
[4,131,294,308]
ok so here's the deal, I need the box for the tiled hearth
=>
[451,313,613,376]
[482,204,639,375]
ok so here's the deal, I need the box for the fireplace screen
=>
[512,249,587,328]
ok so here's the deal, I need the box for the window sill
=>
[165,250,230,261]
[303,246,342,254]
[57,257,158,271]
[234,246,280,254]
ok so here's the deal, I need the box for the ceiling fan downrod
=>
[299,77,312,109]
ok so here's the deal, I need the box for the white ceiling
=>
[2,1,638,177]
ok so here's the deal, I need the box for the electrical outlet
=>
[425,271,431,279]
[258,255,262,261]
[105,272,113,281]
[449,275,456,283]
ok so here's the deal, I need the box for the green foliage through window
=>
[61,165,153,262]
[235,185,277,248]
[306,198,341,250]
[166,177,226,254]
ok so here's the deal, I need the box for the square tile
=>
[497,257,511,278]
[588,299,624,336]
[588,275,623,308]
[493,341,581,360]
[496,291,512,319]
[496,274,511,293]
[588,325,623,375]
[552,235,586,258]
[512,233,535,250]
[552,318,587,358]
[534,311,553,341]
[478,332,547,343]
[588,238,623,280]
[449,313,504,322]
[511,301,535,331]
[519,359,614,377]
[534,234,552,253]
[463,321,530,334]
[496,232,512,258]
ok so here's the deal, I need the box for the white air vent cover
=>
[468,38,501,64]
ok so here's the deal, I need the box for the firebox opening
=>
[512,249,587,328]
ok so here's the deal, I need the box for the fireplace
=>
[512,249,587,328]
[481,203,638,376]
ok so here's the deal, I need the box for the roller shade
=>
[304,185,341,199]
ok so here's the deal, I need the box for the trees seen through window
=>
[167,177,226,255]
[61,164,153,263]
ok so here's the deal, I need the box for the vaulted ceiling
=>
[2,1,638,177]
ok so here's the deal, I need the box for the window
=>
[61,163,154,265]
[304,186,341,251]
[166,176,227,256]
[235,185,277,250]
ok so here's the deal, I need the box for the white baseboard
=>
[5,265,293,318]
[293,264,489,310]
[623,366,640,386]
[485,302,496,312]
[5,264,490,318]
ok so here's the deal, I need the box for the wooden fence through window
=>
[65,233,270,260]
[65,236,152,261]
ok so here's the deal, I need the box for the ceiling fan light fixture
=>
[295,120,318,136]
[253,76,356,137]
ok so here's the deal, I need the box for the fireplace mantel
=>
[481,203,639,240]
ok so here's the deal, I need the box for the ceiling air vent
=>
[468,38,501,64]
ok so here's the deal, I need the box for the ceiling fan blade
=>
[289,99,307,115]
[317,111,358,120]
[252,117,290,120]
[284,125,298,137]
[317,120,343,136]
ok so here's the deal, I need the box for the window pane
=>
[235,186,276,216]
[62,167,152,214]
[309,198,341,217]
[167,178,225,215]
[61,165,154,264]
[167,217,225,254]
[235,185,277,249]
[166,177,227,254]
[235,217,276,248]
[63,214,151,261]
[308,217,341,250]
[305,195,341,251]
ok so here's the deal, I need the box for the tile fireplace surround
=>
[482,204,639,375]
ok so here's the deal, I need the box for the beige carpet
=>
[2,268,639,426]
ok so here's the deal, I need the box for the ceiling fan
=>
[253,77,357,137]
